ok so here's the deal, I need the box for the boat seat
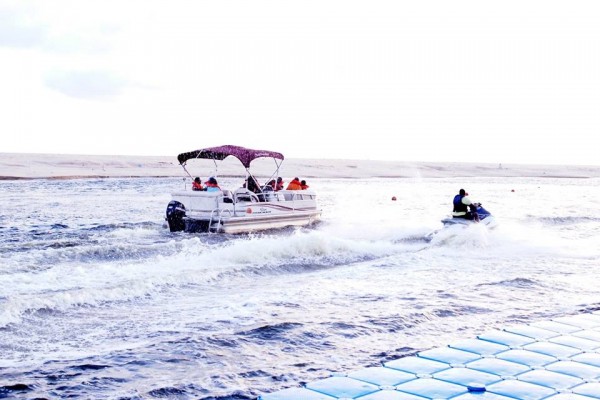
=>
[222,189,234,204]
[258,186,276,202]
[257,193,276,202]
[233,188,259,203]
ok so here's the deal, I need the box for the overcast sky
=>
[1,0,599,165]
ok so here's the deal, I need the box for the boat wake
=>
[426,222,496,248]
[0,227,412,328]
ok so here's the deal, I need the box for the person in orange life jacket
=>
[275,177,284,191]
[204,177,221,192]
[192,177,203,191]
[286,177,302,190]
[300,180,309,190]
[452,188,480,221]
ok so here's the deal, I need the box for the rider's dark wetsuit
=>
[452,191,478,221]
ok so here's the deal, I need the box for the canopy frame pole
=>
[262,158,283,188]
[181,163,193,179]
[181,153,221,182]
[212,158,219,179]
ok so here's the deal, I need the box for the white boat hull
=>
[205,210,320,234]
[167,189,321,234]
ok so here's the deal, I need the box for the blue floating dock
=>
[259,311,600,399]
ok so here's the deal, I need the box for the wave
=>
[237,322,303,341]
[0,229,414,328]
[427,223,494,248]
[0,221,163,258]
[479,277,541,289]
[5,213,592,329]
[2,203,596,330]
[0,195,596,329]
[535,216,600,225]
[0,383,36,398]
[422,215,600,261]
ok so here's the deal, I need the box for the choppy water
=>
[1,176,599,399]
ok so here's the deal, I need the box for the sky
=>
[1,0,599,165]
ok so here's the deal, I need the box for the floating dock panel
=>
[432,366,501,386]
[522,341,582,358]
[477,330,537,347]
[356,390,430,400]
[346,366,415,386]
[572,353,600,367]
[418,346,482,365]
[384,356,450,375]
[394,377,467,398]
[573,382,600,398]
[258,311,600,400]
[259,387,336,400]
[305,376,380,398]
[448,338,509,355]
[517,369,584,390]
[495,349,557,367]
[483,378,557,399]
[465,357,531,376]
[503,324,560,340]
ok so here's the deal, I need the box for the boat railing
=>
[279,191,316,201]
[173,189,315,209]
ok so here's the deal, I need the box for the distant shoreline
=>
[1,152,600,180]
[1,174,597,181]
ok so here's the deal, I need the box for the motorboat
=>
[165,145,322,234]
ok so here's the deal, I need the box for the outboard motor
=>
[166,200,186,232]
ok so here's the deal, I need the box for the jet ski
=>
[440,203,496,227]
[425,204,496,242]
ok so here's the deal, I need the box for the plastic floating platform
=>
[259,311,600,399]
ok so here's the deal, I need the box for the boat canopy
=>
[177,145,284,169]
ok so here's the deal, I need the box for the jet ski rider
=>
[452,188,480,222]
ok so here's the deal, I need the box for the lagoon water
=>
[1,176,599,399]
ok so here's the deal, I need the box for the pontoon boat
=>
[165,145,321,234]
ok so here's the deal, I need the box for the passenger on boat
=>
[205,177,221,192]
[260,180,276,201]
[300,180,309,190]
[192,177,203,191]
[245,176,261,193]
[286,177,302,190]
[264,179,276,191]
[452,188,480,221]
[275,177,284,191]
